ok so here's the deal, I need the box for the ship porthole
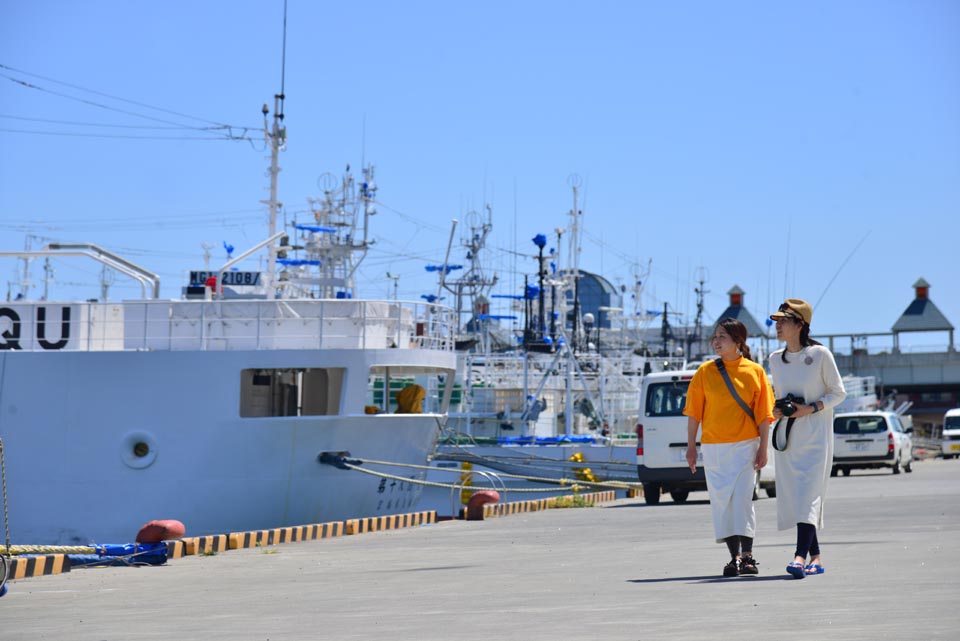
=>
[121,431,158,469]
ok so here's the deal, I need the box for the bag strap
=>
[714,358,755,422]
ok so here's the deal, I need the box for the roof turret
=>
[714,285,768,338]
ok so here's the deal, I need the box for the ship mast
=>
[566,174,583,351]
[261,0,288,299]
[440,205,498,345]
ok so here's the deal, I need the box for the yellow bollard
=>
[459,461,473,505]
[568,451,599,483]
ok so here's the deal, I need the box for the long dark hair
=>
[716,318,753,362]
[781,320,822,363]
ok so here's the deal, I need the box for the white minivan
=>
[942,408,960,459]
[635,369,776,504]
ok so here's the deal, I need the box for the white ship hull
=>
[0,299,457,545]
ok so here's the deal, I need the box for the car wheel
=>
[892,456,901,475]
[905,457,913,473]
[669,489,690,503]
[830,466,838,477]
[841,467,851,477]
[642,482,662,505]
[765,484,777,498]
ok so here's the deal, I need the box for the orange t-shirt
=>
[683,357,775,444]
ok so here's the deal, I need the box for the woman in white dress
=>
[768,299,846,579]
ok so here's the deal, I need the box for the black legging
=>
[795,522,821,559]
[724,535,754,558]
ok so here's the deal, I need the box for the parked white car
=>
[635,369,776,504]
[832,411,913,476]
[942,408,960,459]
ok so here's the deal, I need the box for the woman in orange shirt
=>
[684,318,774,577]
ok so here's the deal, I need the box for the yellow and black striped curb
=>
[6,554,71,579]
[345,510,436,535]
[228,521,346,550]
[184,534,229,555]
[461,490,618,519]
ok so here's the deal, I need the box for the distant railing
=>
[812,331,955,355]
[0,299,456,353]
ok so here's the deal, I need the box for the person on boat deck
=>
[684,318,774,577]
[768,299,846,579]
[395,384,426,414]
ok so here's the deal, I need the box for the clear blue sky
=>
[2,1,958,351]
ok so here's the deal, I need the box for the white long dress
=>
[769,345,846,531]
[702,438,760,542]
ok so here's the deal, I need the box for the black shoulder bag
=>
[714,358,755,423]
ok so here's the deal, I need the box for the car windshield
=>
[945,416,960,430]
[646,381,689,417]
[834,416,886,435]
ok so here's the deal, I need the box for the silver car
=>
[832,411,914,476]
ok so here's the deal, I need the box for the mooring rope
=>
[336,456,641,492]
[1,544,97,555]
[1,437,10,558]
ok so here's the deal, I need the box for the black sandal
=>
[723,558,740,577]
[740,555,759,575]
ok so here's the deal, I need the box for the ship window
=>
[240,368,345,417]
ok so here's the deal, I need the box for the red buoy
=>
[136,519,186,543]
[465,490,500,521]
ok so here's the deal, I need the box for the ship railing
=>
[0,299,456,352]
[841,375,877,400]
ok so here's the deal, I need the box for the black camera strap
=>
[714,358,755,422]
[772,417,796,452]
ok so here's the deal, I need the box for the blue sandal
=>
[804,563,825,575]
[786,561,805,579]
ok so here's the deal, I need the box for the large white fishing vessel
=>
[0,93,457,545]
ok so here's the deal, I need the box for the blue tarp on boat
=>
[496,434,599,445]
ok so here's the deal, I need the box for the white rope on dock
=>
[1,544,97,555]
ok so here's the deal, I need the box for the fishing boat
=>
[0,93,457,545]
[418,186,684,514]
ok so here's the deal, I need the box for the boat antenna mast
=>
[441,204,498,342]
[565,174,583,352]
[260,0,289,299]
[688,266,709,359]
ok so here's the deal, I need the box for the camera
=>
[775,394,806,417]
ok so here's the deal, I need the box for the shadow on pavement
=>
[627,575,793,584]
[605,500,710,509]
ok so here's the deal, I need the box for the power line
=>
[0,63,236,127]
[0,127,251,140]
[0,113,235,130]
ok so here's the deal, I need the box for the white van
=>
[635,369,776,504]
[942,408,960,459]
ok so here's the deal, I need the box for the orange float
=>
[465,490,500,521]
[135,519,186,543]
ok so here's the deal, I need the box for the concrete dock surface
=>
[3,459,959,640]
